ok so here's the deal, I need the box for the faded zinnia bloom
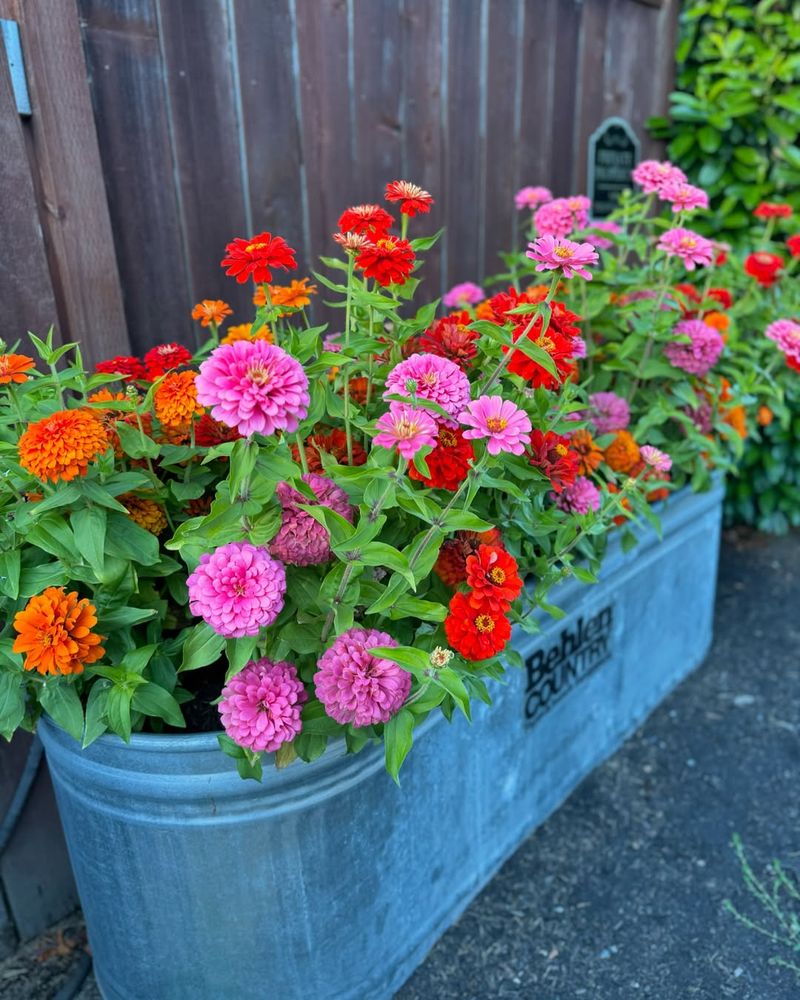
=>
[18,409,109,483]
[0,354,34,384]
[191,299,232,327]
[384,353,471,423]
[270,473,354,566]
[313,627,411,727]
[443,281,485,308]
[13,587,105,676]
[765,319,800,363]
[657,228,714,270]
[527,235,599,280]
[460,395,532,456]
[515,186,553,210]
[187,541,287,637]
[220,232,297,284]
[385,180,434,216]
[419,312,479,370]
[588,391,630,434]
[374,401,439,460]
[632,159,686,194]
[196,340,309,438]
[219,658,307,753]
[664,319,724,376]
[554,476,601,515]
[639,445,672,473]
[121,494,168,535]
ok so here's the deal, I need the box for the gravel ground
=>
[2,528,798,1000]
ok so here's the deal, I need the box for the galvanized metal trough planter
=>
[40,480,724,1000]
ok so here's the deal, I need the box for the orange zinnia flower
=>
[702,311,730,335]
[18,409,110,483]
[571,429,603,476]
[12,587,105,675]
[0,354,34,384]
[604,430,641,474]
[220,322,273,345]
[191,299,232,327]
[757,405,773,427]
[258,278,318,311]
[121,494,168,535]
[154,371,204,430]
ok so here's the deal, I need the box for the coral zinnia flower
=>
[95,355,146,382]
[121,494,168,535]
[13,587,104,676]
[338,204,394,239]
[753,202,792,219]
[19,409,109,483]
[264,278,318,311]
[144,343,193,380]
[444,591,511,661]
[433,529,502,587]
[154,371,204,429]
[292,428,367,472]
[419,312,479,370]
[0,354,34,384]
[570,428,603,476]
[221,322,274,346]
[757,405,774,427]
[409,425,474,490]
[604,430,641,474]
[465,545,523,611]
[191,300,232,327]
[744,252,784,287]
[221,232,297,284]
[384,180,434,217]
[528,429,580,493]
[355,236,416,286]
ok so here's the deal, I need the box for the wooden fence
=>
[0,0,678,947]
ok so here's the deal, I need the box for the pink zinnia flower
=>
[657,228,714,271]
[658,180,709,213]
[459,395,532,456]
[219,658,307,753]
[765,319,800,362]
[664,319,724,376]
[533,195,591,238]
[187,541,286,637]
[684,400,714,435]
[515,186,553,210]
[443,281,485,308]
[270,473,354,566]
[564,195,591,228]
[374,402,439,460]
[195,340,309,438]
[639,445,672,473]
[632,160,687,194]
[314,627,411,727]
[571,336,587,359]
[554,476,601,515]
[527,235,599,280]
[383,353,471,424]
[588,391,630,434]
[586,220,621,250]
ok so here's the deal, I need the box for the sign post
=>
[587,117,641,218]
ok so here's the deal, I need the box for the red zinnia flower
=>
[707,287,733,310]
[444,591,511,661]
[194,413,241,447]
[528,429,580,492]
[787,235,800,258]
[505,312,577,388]
[753,202,793,219]
[465,545,523,611]
[95,355,146,382]
[744,251,784,287]
[221,232,297,284]
[292,428,367,472]
[355,236,416,286]
[144,343,193,379]
[418,312,479,370]
[409,426,474,491]
[384,180,434,217]
[338,204,394,239]
[434,529,502,587]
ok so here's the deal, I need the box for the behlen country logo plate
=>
[523,605,614,724]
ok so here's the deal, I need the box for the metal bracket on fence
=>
[1,19,32,117]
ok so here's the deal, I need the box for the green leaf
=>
[119,644,158,675]
[0,549,21,599]
[104,512,160,565]
[132,682,185,727]
[433,668,472,719]
[114,419,161,459]
[82,681,109,747]
[368,645,430,675]
[106,685,132,742]
[0,672,25,740]
[40,681,84,742]
[97,606,158,630]
[384,708,415,783]
[225,635,259,680]
[180,622,226,672]
[71,506,107,573]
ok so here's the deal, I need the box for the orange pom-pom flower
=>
[18,409,109,483]
[12,587,105,676]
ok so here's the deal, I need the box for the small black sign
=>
[587,117,641,218]
[524,605,614,724]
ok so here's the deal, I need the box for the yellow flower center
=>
[246,242,267,253]
[536,335,556,353]
[679,237,697,249]
[421,372,438,387]
[489,567,506,585]
[554,246,575,259]
[395,418,420,439]
[486,417,508,432]
[475,614,495,634]
[247,362,271,386]
[439,429,457,447]
[555,443,569,457]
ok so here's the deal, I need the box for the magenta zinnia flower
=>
[314,627,411,727]
[195,340,310,438]
[270,473,354,566]
[765,319,800,362]
[586,220,621,249]
[658,180,709,213]
[527,235,599,280]
[588,391,630,434]
[219,658,307,753]
[664,319,724,377]
[657,228,714,270]
[374,401,439,460]
[632,159,687,194]
[383,353,471,424]
[459,395,532,456]
[187,541,286,637]
[554,476,601,515]
[640,445,672,473]
[515,186,553,210]
[443,281,485,308]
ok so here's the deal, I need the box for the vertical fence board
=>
[549,0,583,196]
[518,0,558,196]
[78,0,192,356]
[573,0,611,193]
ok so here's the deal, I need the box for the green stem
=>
[260,283,279,347]
[401,213,408,242]
[342,255,355,465]
[627,258,674,403]
[295,432,309,475]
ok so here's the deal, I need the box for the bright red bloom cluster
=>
[220,232,297,284]
[409,426,474,491]
[338,204,394,240]
[744,251,784,287]
[355,236,416,287]
[434,529,502,587]
[95,355,146,382]
[753,202,793,219]
[528,429,580,493]
[385,180,434,217]
[787,235,800,258]
[506,306,579,388]
[444,544,521,660]
[419,312,479,370]
[144,343,193,380]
